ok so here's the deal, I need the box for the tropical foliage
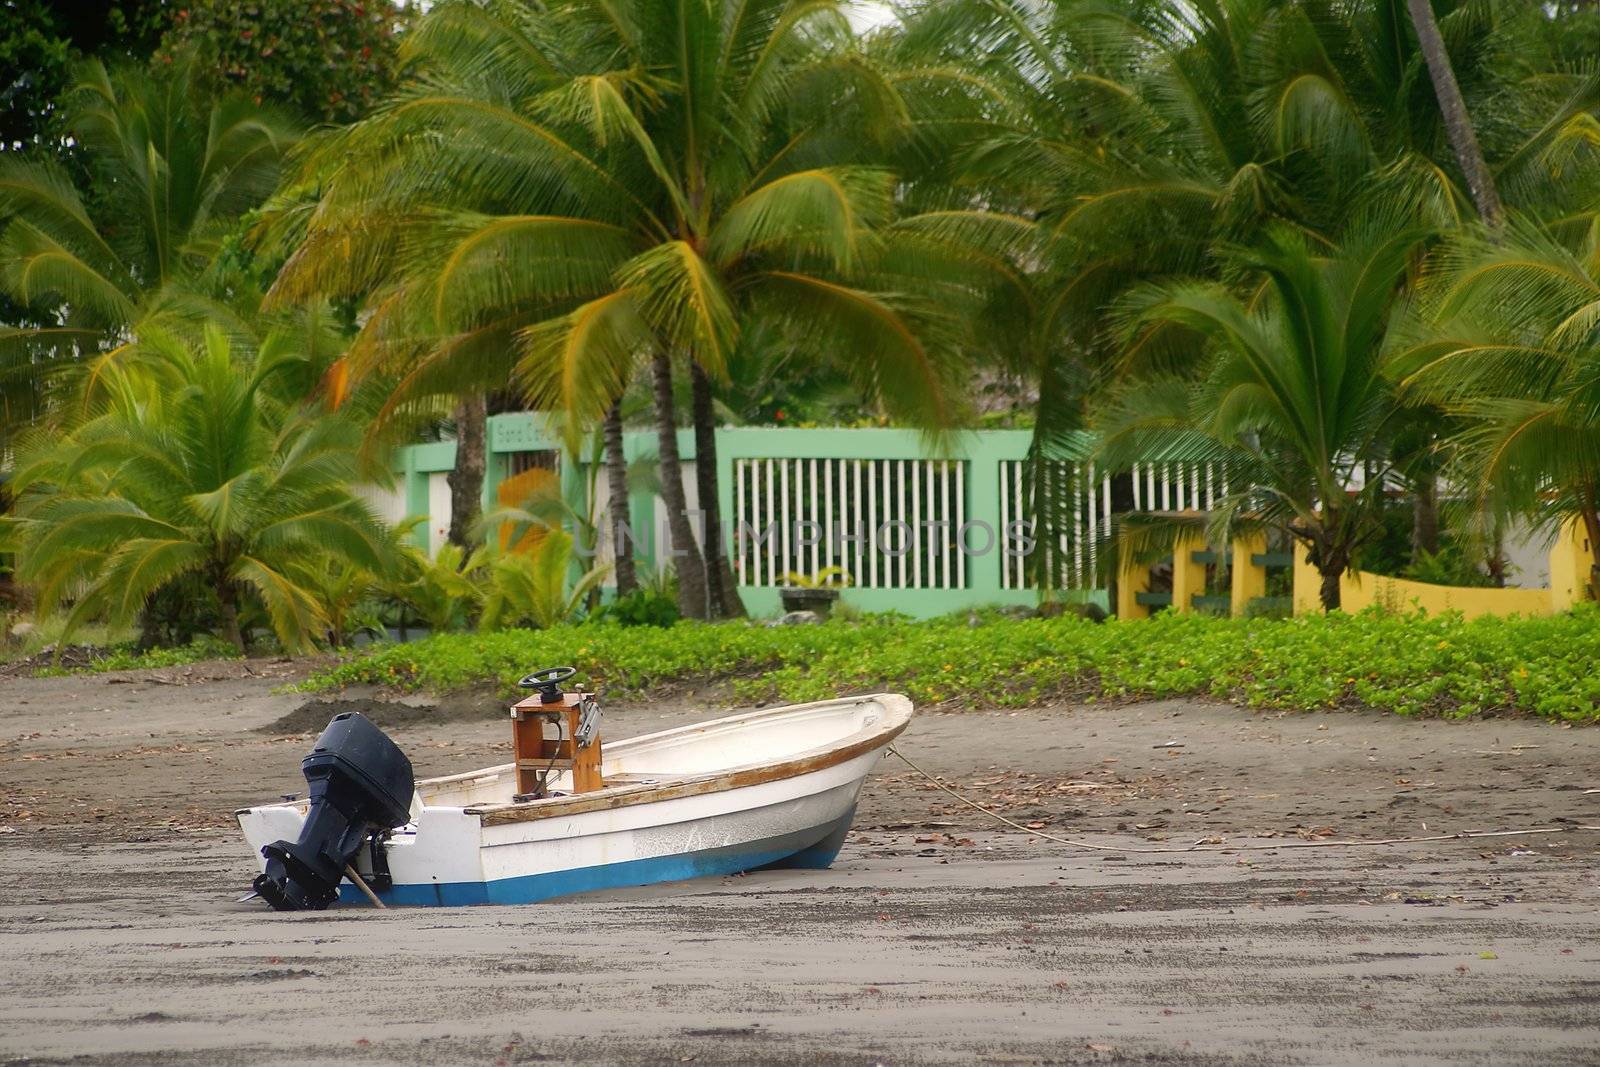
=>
[0,328,389,651]
[478,530,612,632]
[1395,222,1600,580]
[0,58,298,434]
[301,608,1600,723]
[4,0,1600,667]
[265,0,980,619]
[1097,215,1427,608]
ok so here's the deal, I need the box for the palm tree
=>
[1393,221,1600,595]
[1404,0,1504,229]
[1,327,391,651]
[270,0,971,619]
[891,0,1594,578]
[0,57,298,436]
[1094,216,1428,610]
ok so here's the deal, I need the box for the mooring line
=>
[886,746,1599,855]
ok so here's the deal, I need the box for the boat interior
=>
[417,693,909,816]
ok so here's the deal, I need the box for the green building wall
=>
[392,414,1106,618]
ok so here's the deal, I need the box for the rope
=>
[886,746,1599,856]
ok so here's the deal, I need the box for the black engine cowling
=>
[253,712,414,911]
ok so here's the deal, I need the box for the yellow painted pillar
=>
[1170,530,1208,613]
[1292,540,1322,616]
[1116,533,1151,619]
[1549,518,1596,612]
[1231,531,1267,616]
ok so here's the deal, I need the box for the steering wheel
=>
[518,665,576,702]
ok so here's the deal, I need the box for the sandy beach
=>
[2,662,1598,1065]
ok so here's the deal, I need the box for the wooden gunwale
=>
[466,717,909,827]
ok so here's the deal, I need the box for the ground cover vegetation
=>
[297,608,1600,723]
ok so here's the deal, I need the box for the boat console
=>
[510,665,605,799]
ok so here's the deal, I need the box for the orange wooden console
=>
[510,691,604,797]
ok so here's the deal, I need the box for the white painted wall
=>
[355,482,408,528]
[1501,519,1550,589]
[427,472,453,555]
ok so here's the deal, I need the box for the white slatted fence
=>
[734,458,966,589]
[998,460,1226,589]
[998,460,1111,589]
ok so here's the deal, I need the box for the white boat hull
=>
[238,694,911,907]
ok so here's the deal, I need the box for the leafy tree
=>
[384,537,484,635]
[1394,221,1600,594]
[0,57,298,437]
[155,0,406,125]
[1095,216,1428,610]
[1,327,391,651]
[0,0,168,152]
[269,0,974,620]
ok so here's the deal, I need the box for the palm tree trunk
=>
[1318,566,1343,612]
[446,391,487,552]
[602,398,639,598]
[690,361,745,618]
[1312,531,1348,612]
[1406,0,1505,229]
[1410,474,1439,563]
[216,576,244,653]
[650,351,709,619]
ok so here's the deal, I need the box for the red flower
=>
[774,408,787,421]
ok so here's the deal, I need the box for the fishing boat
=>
[237,668,912,908]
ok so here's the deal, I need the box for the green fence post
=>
[963,432,1004,603]
[402,450,429,551]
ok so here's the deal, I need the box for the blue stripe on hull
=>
[339,806,856,908]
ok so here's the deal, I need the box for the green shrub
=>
[296,607,1600,722]
[593,589,681,628]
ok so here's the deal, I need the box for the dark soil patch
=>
[261,690,507,735]
[0,644,109,677]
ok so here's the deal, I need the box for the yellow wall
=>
[1547,518,1596,612]
[1120,521,1596,620]
[1169,531,1208,613]
[1290,524,1597,619]
[1116,539,1153,618]
[1333,569,1551,619]
[1230,531,1267,616]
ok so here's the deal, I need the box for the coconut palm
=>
[1,327,391,651]
[0,57,298,437]
[1405,0,1503,229]
[1393,221,1600,593]
[269,0,973,620]
[890,0,1597,584]
[1094,216,1428,610]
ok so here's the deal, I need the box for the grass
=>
[1,617,140,661]
[297,607,1600,722]
[21,636,242,676]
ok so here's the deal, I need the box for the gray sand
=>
[2,662,1598,1064]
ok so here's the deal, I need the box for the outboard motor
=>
[253,712,414,911]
